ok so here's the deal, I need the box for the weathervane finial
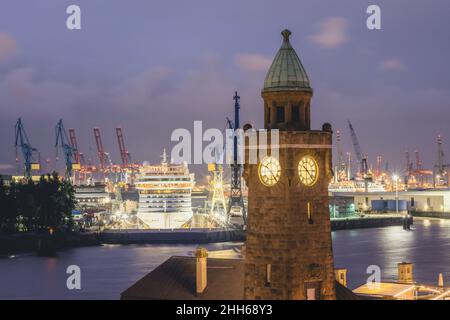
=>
[281,29,292,42]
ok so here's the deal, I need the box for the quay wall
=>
[0,232,100,255]
[99,228,245,244]
[2,218,405,254]
[411,211,450,219]
[331,216,404,231]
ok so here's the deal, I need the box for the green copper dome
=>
[263,30,312,93]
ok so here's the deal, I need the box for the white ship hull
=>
[135,152,195,229]
[137,211,193,229]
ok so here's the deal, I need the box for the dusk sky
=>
[1,0,450,180]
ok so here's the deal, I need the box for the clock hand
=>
[261,164,278,182]
[302,166,315,182]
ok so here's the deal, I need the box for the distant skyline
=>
[1,0,450,180]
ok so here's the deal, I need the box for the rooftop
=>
[121,255,359,300]
[353,282,416,299]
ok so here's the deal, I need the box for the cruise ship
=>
[135,150,195,229]
[328,179,386,193]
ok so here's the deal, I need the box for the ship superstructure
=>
[135,150,195,229]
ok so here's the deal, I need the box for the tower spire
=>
[281,29,292,45]
[262,30,313,131]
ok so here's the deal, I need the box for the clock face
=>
[258,156,281,187]
[298,155,319,186]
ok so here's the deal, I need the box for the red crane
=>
[69,128,96,183]
[116,127,132,168]
[415,150,422,171]
[94,128,107,172]
[69,128,81,164]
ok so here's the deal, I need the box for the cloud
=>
[308,17,349,48]
[235,53,272,71]
[0,32,18,61]
[379,58,406,71]
[0,163,15,171]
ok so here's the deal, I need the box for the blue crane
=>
[55,119,76,179]
[14,118,39,178]
[227,92,247,224]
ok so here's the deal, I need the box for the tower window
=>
[276,106,284,123]
[292,105,300,122]
[265,264,272,287]
[307,202,313,224]
[306,282,321,300]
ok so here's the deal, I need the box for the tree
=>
[0,180,19,234]
[0,173,77,234]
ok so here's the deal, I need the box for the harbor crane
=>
[226,92,247,224]
[14,118,40,178]
[69,128,96,184]
[116,127,132,168]
[208,144,228,223]
[55,119,77,179]
[415,150,422,171]
[55,119,76,179]
[434,135,450,187]
[405,151,413,184]
[335,130,348,181]
[348,120,369,178]
[93,127,121,180]
[68,128,82,165]
[93,127,107,173]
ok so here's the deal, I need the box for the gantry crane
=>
[93,127,107,173]
[14,118,40,178]
[348,120,369,178]
[116,127,132,168]
[434,135,450,187]
[405,151,413,184]
[226,92,247,224]
[69,128,96,184]
[55,119,76,179]
[375,155,383,178]
[335,130,348,181]
[68,128,82,165]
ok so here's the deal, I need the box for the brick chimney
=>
[438,273,444,288]
[334,268,348,287]
[398,262,414,283]
[196,248,208,295]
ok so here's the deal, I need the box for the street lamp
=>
[392,174,399,215]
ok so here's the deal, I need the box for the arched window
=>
[292,105,300,122]
[276,106,284,123]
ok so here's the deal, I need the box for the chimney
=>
[398,262,414,283]
[334,268,348,287]
[438,273,444,288]
[196,247,208,295]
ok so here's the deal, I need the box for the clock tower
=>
[243,29,336,300]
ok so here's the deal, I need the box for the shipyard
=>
[1,0,450,308]
[6,112,450,236]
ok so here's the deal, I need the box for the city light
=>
[2,0,450,305]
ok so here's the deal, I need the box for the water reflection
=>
[333,220,450,289]
[1,220,450,299]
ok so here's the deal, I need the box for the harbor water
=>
[1,219,450,299]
